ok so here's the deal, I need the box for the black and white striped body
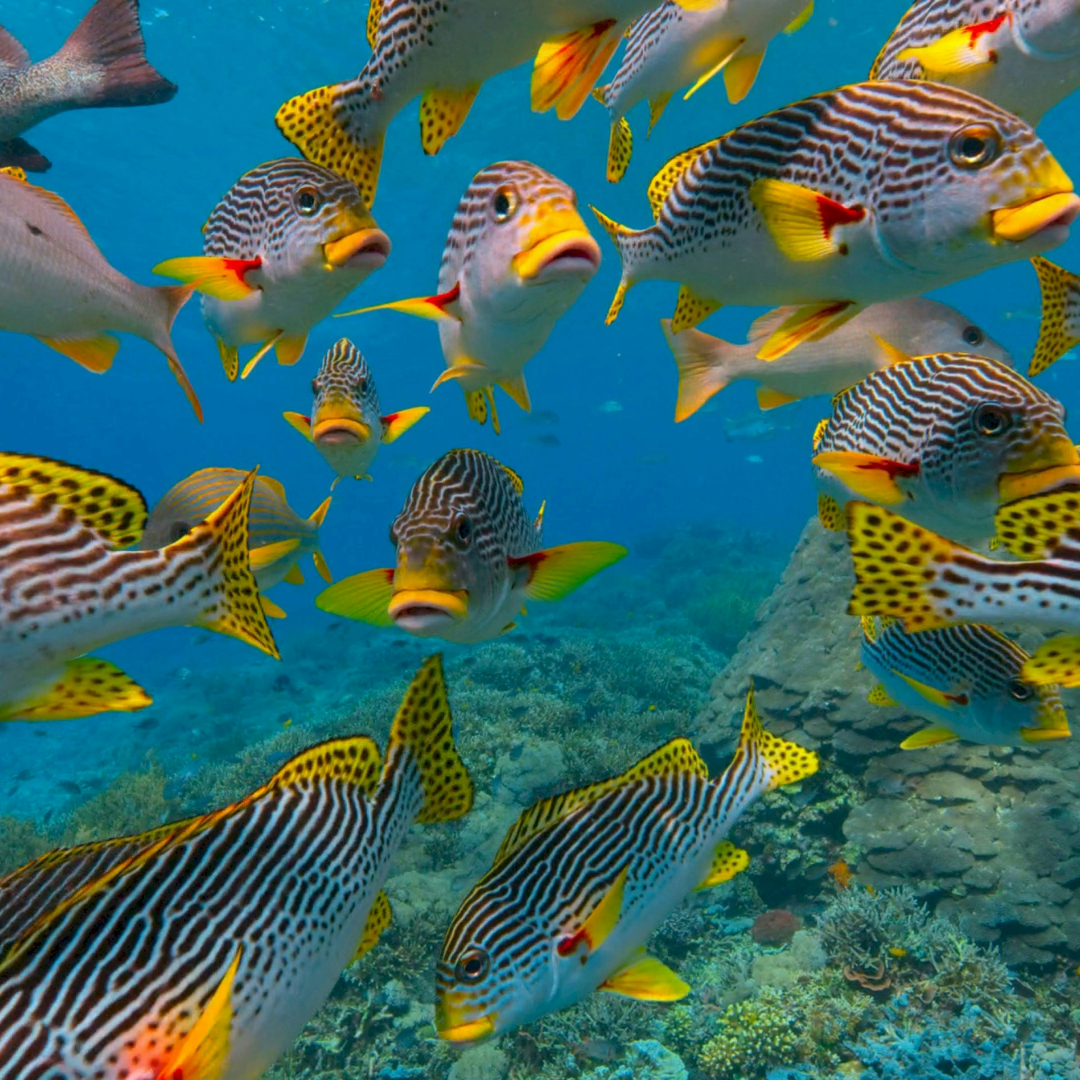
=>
[872,0,1080,125]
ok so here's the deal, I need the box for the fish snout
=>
[389,588,469,632]
[513,207,601,283]
[312,400,371,446]
[998,438,1080,502]
[324,228,392,271]
[990,155,1078,242]
[435,990,497,1044]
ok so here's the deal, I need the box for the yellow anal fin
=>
[897,15,1010,78]
[260,595,287,619]
[354,890,392,961]
[606,116,633,183]
[812,450,917,505]
[275,332,308,367]
[533,20,623,120]
[420,85,480,155]
[670,285,721,334]
[153,255,259,300]
[283,411,313,441]
[283,563,305,586]
[216,338,239,382]
[316,567,396,626]
[496,372,531,413]
[511,541,627,602]
[722,50,764,103]
[751,178,866,261]
[868,683,898,707]
[601,950,690,1001]
[648,91,672,133]
[785,1,814,33]
[249,538,301,572]
[1,658,151,722]
[817,493,846,532]
[756,386,799,410]
[684,39,743,101]
[1023,635,1080,689]
[695,840,749,891]
[1029,256,1080,377]
[240,332,283,380]
[37,333,119,374]
[756,301,859,361]
[900,727,959,750]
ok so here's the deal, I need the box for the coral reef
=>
[751,909,801,945]
[698,990,804,1079]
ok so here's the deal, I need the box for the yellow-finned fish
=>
[317,449,626,644]
[283,338,429,488]
[154,159,390,382]
[139,468,333,619]
[663,297,1013,420]
[275,0,716,208]
[0,0,176,173]
[0,453,277,724]
[594,0,812,182]
[0,168,201,420]
[342,161,600,432]
[1027,255,1080,377]
[0,656,473,1080]
[592,81,1078,361]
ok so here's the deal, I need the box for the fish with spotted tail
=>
[436,684,818,1041]
[0,452,277,724]
[284,338,429,488]
[591,81,1078,360]
[0,655,473,1080]
[341,161,600,432]
[154,159,390,381]
[1027,255,1080,377]
[317,448,626,643]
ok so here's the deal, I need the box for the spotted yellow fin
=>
[0,166,27,181]
[733,683,819,789]
[153,255,259,300]
[601,950,690,1001]
[755,301,859,361]
[897,17,1007,78]
[283,411,314,441]
[353,891,392,961]
[812,418,829,452]
[316,568,396,626]
[366,0,383,48]
[900,727,958,750]
[695,841,749,891]
[817,493,846,531]
[605,116,633,183]
[1029,256,1080,377]
[0,451,147,547]
[216,338,240,382]
[36,332,119,375]
[813,450,916,505]
[647,142,714,220]
[420,86,480,155]
[1023,636,1080,689]
[463,386,500,434]
[381,406,430,444]
[501,464,525,496]
[995,486,1080,560]
[511,541,627,602]
[867,683,898,707]
[269,735,383,795]
[0,658,151,722]
[532,21,624,120]
[671,284,721,334]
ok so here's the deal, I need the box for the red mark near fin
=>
[426,283,461,311]
[964,12,1011,46]
[945,691,969,705]
[816,195,866,241]
[226,257,262,282]
[557,928,589,957]
[508,551,547,580]
[858,459,920,480]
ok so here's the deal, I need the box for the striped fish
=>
[283,338,429,489]
[593,0,811,182]
[155,159,390,381]
[871,1,1080,126]
[138,467,332,620]
[663,297,1014,420]
[0,452,277,724]
[342,161,601,432]
[274,0,705,208]
[0,655,474,1080]
[591,81,1079,360]
[317,448,626,644]
[812,352,1080,544]
[861,615,1069,749]
[436,684,818,1041]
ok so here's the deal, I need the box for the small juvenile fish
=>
[872,1,1080,126]
[344,161,600,432]
[663,298,1013,420]
[284,338,429,488]
[155,159,390,381]
[275,0,708,207]
[594,0,811,181]
[139,467,333,619]
[317,448,626,643]
[1027,256,1080,376]
[0,655,473,1079]
[0,168,201,419]
[436,685,818,1041]
[0,452,277,724]
[0,0,176,173]
[812,352,1080,543]
[592,81,1079,360]
[860,615,1069,749]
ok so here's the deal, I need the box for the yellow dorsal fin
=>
[734,682,819,789]
[600,950,690,1001]
[20,180,94,243]
[366,0,383,47]
[0,451,147,547]
[268,735,383,795]
[494,738,707,867]
[860,614,879,643]
[353,891,392,961]
[812,417,829,452]
[817,493,846,531]
[0,657,151,722]
[502,464,525,496]
[695,841,749,891]
[648,140,717,220]
[308,495,332,527]
[1023,635,1080,688]
[0,166,27,181]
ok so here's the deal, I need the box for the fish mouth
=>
[389,589,469,630]
[990,192,1080,242]
[438,1015,496,1044]
[513,230,602,283]
[999,437,1080,501]
[324,228,392,270]
[313,416,370,445]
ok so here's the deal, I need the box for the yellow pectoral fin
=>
[1030,256,1080,378]
[756,386,800,410]
[1023,636,1080,688]
[216,338,239,382]
[283,564,305,586]
[1,658,151,722]
[722,50,764,103]
[812,450,915,504]
[420,85,480,155]
[260,595,288,619]
[275,333,308,367]
[607,116,633,183]
[353,891,392,961]
[600,952,690,1001]
[751,178,866,262]
[580,865,629,951]
[316,569,396,626]
[249,538,301,572]
[515,541,628,602]
[313,550,333,583]
[695,841,749,891]
[381,406,430,444]
[342,284,462,323]
[283,411,314,441]
[756,301,859,360]
[496,372,531,413]
[896,671,966,711]
[37,333,119,374]
[533,22,623,120]
[671,285,722,334]
[785,0,814,33]
[153,255,260,300]
[867,683,899,707]
[900,727,959,750]
[897,22,1001,78]
[240,332,283,380]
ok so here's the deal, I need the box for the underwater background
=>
[4,1,1080,1077]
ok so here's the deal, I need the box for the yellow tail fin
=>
[730,682,819,791]
[1030,256,1080,377]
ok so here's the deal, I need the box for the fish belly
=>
[317,434,379,481]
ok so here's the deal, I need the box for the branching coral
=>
[698,989,806,1079]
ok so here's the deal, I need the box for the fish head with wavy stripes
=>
[308,337,382,457]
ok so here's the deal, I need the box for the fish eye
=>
[962,325,985,348]
[357,377,368,394]
[455,949,490,984]
[973,402,1011,437]
[492,187,518,223]
[453,515,472,545]
[1008,679,1034,702]
[295,186,322,216]
[948,125,1001,169]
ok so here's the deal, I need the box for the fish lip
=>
[313,417,370,445]
[990,192,1080,243]
[514,231,602,283]
[998,461,1080,502]
[389,589,469,626]
[437,1015,496,1043]
[324,228,392,270]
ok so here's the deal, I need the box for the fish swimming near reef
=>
[154,158,390,381]
[284,338,429,488]
[0,452,277,723]
[860,615,1069,749]
[436,684,818,1041]
[139,467,332,619]
[0,0,176,173]
[812,352,1080,544]
[871,0,1080,126]
[663,298,1013,420]
[0,655,473,1079]
[593,0,811,182]
[0,167,201,419]
[1027,255,1080,377]
[275,0,710,207]
[591,80,1079,360]
[343,161,601,432]
[317,448,626,643]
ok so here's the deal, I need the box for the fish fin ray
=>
[532,20,622,120]
[511,541,627,601]
[381,406,430,443]
[695,840,749,890]
[420,86,480,155]
[0,658,150,722]
[1029,256,1080,377]
[353,891,392,961]
[316,568,396,625]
